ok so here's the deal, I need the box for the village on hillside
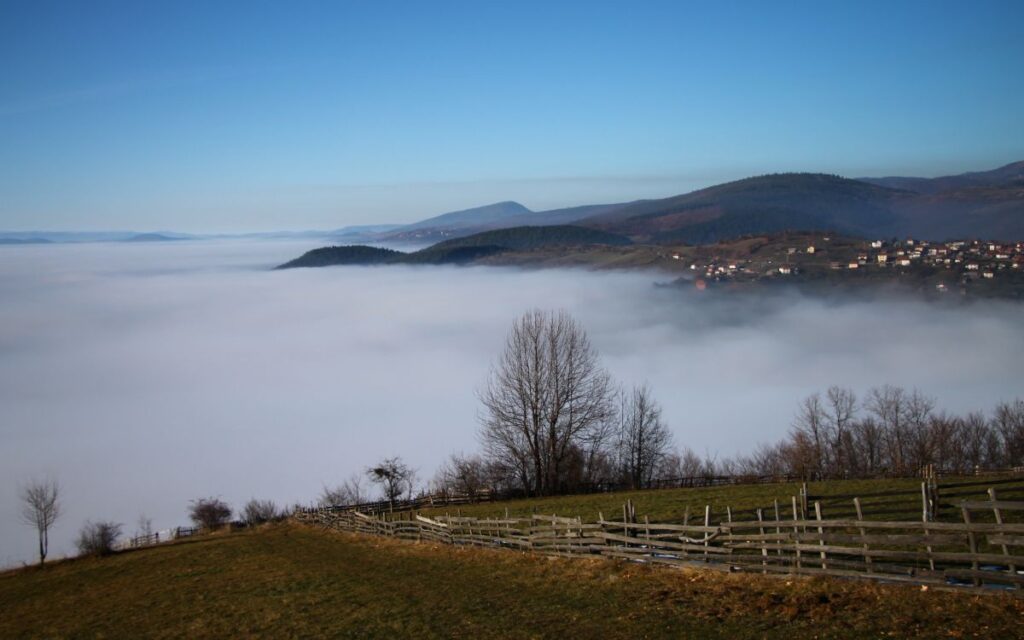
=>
[674,235,1024,297]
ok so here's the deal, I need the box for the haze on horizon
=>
[2,1,1024,233]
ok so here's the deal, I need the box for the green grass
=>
[418,476,1017,524]
[2,523,1021,639]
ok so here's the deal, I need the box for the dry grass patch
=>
[1,523,1019,639]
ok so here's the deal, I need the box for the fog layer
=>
[2,240,1022,566]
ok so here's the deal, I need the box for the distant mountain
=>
[861,161,1024,195]
[0,237,53,245]
[393,201,531,233]
[123,233,188,242]
[277,225,631,269]
[571,173,907,244]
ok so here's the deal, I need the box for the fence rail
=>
[312,467,1024,517]
[296,480,1024,595]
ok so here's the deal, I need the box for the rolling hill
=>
[276,225,631,269]
[369,161,1024,245]
[574,173,908,243]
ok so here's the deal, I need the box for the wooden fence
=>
[296,484,1024,594]
[115,526,202,551]
[318,467,1023,517]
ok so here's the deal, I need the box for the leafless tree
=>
[242,499,280,525]
[847,417,883,476]
[615,384,672,489]
[19,478,60,565]
[435,453,489,499]
[791,393,827,478]
[824,386,857,475]
[136,515,153,540]
[865,385,910,474]
[320,473,366,507]
[993,399,1024,467]
[479,309,615,495]
[367,457,415,507]
[188,497,232,530]
[76,521,123,556]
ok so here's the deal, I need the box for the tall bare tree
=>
[479,309,614,495]
[791,393,827,479]
[616,384,672,489]
[993,399,1024,466]
[824,386,857,476]
[20,478,60,565]
[367,457,415,507]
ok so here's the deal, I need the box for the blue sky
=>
[1,1,1022,232]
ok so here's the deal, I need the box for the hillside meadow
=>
[3,523,1022,639]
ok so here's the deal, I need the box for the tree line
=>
[373,310,1023,502]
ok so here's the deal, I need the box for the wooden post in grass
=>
[791,496,802,571]
[800,482,809,520]
[814,501,827,570]
[853,497,872,573]
[921,491,936,572]
[961,504,981,587]
[681,506,690,558]
[703,505,711,563]
[757,508,768,572]
[988,487,1018,589]
[774,499,782,558]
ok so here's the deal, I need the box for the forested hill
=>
[275,225,632,269]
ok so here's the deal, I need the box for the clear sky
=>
[1,0,1022,232]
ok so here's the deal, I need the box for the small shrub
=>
[242,499,279,525]
[188,497,232,530]
[76,521,123,556]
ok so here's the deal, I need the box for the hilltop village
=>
[668,234,1024,298]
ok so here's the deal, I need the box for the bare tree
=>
[479,309,615,495]
[136,514,153,540]
[435,453,489,499]
[367,457,415,507]
[19,478,60,565]
[993,399,1024,467]
[824,386,857,476]
[865,385,909,474]
[320,473,366,507]
[188,497,232,530]
[242,499,280,525]
[791,393,827,479]
[616,384,672,489]
[76,521,123,557]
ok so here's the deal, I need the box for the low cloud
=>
[1,240,1022,566]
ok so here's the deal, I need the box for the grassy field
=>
[417,476,1016,524]
[2,523,1021,639]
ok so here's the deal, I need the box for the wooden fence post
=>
[757,508,767,572]
[853,497,872,574]
[988,487,1019,589]
[961,504,981,587]
[814,501,827,570]
[703,505,711,563]
[791,496,802,571]
[773,499,781,558]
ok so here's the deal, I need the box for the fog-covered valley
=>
[2,239,1023,567]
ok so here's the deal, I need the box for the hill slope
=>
[575,173,908,243]
[861,160,1024,195]
[277,225,631,269]
[2,524,1018,638]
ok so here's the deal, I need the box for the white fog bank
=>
[2,240,1022,566]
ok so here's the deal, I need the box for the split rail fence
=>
[296,477,1024,594]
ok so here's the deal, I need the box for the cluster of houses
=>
[675,237,1024,290]
[842,239,1023,281]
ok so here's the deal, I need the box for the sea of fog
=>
[2,239,1023,567]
